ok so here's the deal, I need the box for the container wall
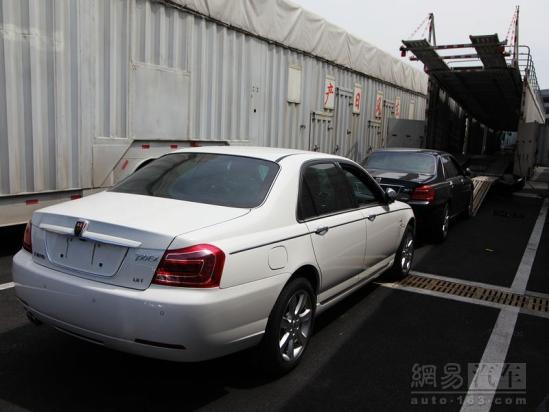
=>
[0,0,426,196]
[0,0,82,195]
[538,125,549,166]
[0,0,131,195]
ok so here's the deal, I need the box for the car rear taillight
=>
[152,244,225,288]
[411,185,436,202]
[22,220,32,253]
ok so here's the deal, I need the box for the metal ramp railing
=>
[471,176,498,216]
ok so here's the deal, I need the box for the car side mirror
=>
[385,187,397,203]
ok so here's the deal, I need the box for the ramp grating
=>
[399,274,549,315]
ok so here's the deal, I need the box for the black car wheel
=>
[432,203,450,243]
[258,277,315,376]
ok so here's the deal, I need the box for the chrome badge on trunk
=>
[74,219,89,237]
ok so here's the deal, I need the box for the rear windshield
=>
[363,152,436,175]
[111,153,279,208]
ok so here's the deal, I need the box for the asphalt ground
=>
[496,314,549,412]
[526,209,549,294]
[413,192,543,288]
[0,191,548,411]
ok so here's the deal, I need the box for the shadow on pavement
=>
[0,225,25,257]
[0,283,383,412]
[0,322,263,411]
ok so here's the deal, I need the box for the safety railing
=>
[507,45,544,113]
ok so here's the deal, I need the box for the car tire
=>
[464,192,474,218]
[431,203,450,243]
[258,277,316,376]
[389,224,415,279]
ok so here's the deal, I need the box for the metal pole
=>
[401,41,506,52]
[428,14,432,45]
[427,13,435,45]
[462,117,470,155]
[430,13,437,46]
[514,6,520,69]
[481,125,488,154]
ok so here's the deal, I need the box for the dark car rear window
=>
[363,152,436,175]
[111,153,279,208]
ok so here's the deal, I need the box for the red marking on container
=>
[142,144,150,149]
[25,199,39,205]
[70,195,82,200]
[170,144,178,149]
[190,141,201,147]
[121,159,129,170]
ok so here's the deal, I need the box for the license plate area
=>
[46,232,128,277]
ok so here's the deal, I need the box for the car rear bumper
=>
[408,201,444,214]
[406,202,445,228]
[12,250,290,362]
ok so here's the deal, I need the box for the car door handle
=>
[314,226,329,236]
[367,214,376,222]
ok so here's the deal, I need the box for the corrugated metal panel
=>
[1,0,80,195]
[133,0,188,70]
[0,0,426,197]
[95,0,129,140]
[0,0,131,195]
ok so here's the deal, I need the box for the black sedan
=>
[361,148,474,242]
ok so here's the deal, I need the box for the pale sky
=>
[291,0,549,89]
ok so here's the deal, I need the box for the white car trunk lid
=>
[30,192,249,289]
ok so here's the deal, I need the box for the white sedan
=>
[13,146,415,374]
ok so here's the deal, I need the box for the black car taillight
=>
[22,220,32,253]
[152,244,225,288]
[411,185,436,202]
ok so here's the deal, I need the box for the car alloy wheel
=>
[389,225,414,279]
[258,277,316,375]
[400,231,414,273]
[279,290,313,362]
[441,205,449,238]
[432,204,450,243]
[467,193,474,217]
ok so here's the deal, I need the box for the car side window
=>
[339,163,382,207]
[442,156,459,178]
[298,162,354,220]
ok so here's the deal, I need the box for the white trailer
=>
[0,0,427,226]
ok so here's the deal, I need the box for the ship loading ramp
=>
[400,30,545,176]
[402,34,525,132]
[399,9,545,214]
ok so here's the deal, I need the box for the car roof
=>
[173,145,347,162]
[370,147,449,156]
